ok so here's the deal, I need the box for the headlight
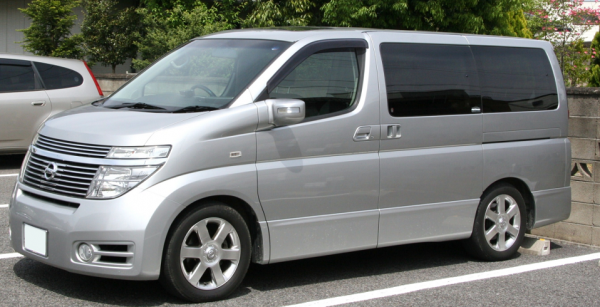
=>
[87,166,160,199]
[106,146,170,159]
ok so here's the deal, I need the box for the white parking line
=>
[0,174,18,177]
[286,252,600,307]
[0,253,23,260]
[0,204,7,208]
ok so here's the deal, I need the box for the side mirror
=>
[267,99,305,127]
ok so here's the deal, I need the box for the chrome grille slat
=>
[35,143,108,157]
[37,138,110,151]
[24,176,90,191]
[25,166,93,182]
[35,135,111,158]
[28,160,96,175]
[55,172,96,181]
[57,168,97,176]
[23,153,100,199]
[23,179,87,197]
[25,170,90,187]
[36,140,109,153]
[30,156,99,171]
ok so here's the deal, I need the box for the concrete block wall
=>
[532,87,600,245]
[96,74,134,96]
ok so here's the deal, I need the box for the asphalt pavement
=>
[0,154,599,306]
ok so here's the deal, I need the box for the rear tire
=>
[160,202,251,302]
[463,184,526,261]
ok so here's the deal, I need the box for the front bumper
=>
[9,182,177,280]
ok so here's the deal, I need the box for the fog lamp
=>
[78,243,93,262]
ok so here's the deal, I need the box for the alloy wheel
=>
[179,217,241,290]
[483,194,521,251]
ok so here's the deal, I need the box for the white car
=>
[0,54,103,154]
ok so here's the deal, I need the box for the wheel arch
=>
[161,195,266,268]
[482,177,535,231]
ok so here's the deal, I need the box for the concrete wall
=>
[96,74,134,96]
[532,87,600,245]
[0,0,29,54]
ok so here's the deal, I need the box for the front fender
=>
[142,163,266,272]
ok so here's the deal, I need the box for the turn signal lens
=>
[106,146,170,159]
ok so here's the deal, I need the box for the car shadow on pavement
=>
[0,154,25,170]
[12,240,501,306]
[242,240,490,292]
[12,258,184,306]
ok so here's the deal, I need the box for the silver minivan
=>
[9,28,571,302]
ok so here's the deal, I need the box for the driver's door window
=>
[269,50,360,118]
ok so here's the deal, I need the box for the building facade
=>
[0,0,132,74]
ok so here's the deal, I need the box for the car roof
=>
[0,53,84,65]
[199,27,536,43]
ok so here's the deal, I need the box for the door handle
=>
[385,124,401,139]
[353,126,373,141]
[31,101,46,107]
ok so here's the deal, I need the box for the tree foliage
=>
[563,39,592,87]
[526,0,600,86]
[132,1,236,70]
[241,0,532,37]
[589,31,600,87]
[81,0,139,73]
[18,0,538,72]
[17,0,84,58]
[244,0,318,27]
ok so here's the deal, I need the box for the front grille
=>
[23,154,99,198]
[35,135,111,158]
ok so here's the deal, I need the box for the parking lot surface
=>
[1,154,599,306]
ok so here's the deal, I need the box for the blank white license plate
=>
[23,224,47,256]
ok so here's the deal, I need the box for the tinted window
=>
[381,43,480,117]
[471,46,558,113]
[270,50,360,118]
[0,60,36,93]
[34,62,83,90]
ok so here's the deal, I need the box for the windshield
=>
[102,39,291,112]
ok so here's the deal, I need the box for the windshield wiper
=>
[91,98,108,106]
[172,105,220,113]
[106,102,167,110]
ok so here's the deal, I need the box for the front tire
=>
[160,203,251,302]
[463,184,526,261]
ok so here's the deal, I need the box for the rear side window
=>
[0,60,36,93]
[380,43,480,117]
[34,62,83,90]
[471,46,558,113]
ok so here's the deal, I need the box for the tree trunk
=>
[112,65,116,74]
